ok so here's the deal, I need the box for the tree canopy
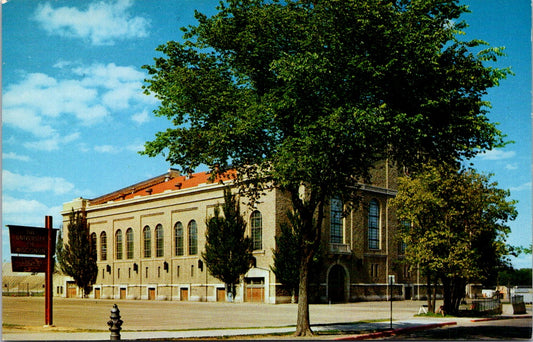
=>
[142,0,510,335]
[392,162,517,314]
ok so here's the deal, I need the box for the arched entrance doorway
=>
[328,264,347,303]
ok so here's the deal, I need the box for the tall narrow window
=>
[330,198,343,244]
[251,211,262,250]
[143,225,151,258]
[100,232,107,261]
[155,224,164,257]
[126,228,134,259]
[368,199,380,249]
[174,222,184,256]
[188,220,197,255]
[115,229,123,260]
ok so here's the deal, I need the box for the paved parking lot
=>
[3,296,429,331]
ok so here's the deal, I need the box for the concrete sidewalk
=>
[2,319,459,340]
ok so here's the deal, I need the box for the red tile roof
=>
[89,169,237,205]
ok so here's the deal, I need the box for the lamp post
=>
[388,275,395,330]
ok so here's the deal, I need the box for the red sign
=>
[8,225,57,255]
[11,256,50,273]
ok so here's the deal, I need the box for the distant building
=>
[61,162,418,303]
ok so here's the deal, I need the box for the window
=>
[126,228,134,259]
[251,211,262,250]
[155,224,164,257]
[143,226,151,258]
[174,222,184,256]
[100,232,107,261]
[370,264,379,278]
[330,198,343,244]
[188,220,197,255]
[115,230,123,260]
[368,199,380,249]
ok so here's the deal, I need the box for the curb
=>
[471,315,532,322]
[334,322,457,341]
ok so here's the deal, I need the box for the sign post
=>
[389,275,395,330]
[7,217,57,327]
[45,216,54,327]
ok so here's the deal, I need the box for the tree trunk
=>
[294,253,313,336]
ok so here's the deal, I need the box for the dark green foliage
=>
[272,211,302,302]
[498,268,532,287]
[56,210,98,297]
[393,162,517,314]
[202,188,253,301]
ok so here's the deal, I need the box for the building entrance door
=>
[148,288,156,300]
[328,265,346,303]
[120,288,126,299]
[180,288,189,301]
[245,277,264,303]
[216,288,225,302]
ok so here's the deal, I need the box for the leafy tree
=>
[142,0,509,335]
[392,162,517,315]
[202,187,253,301]
[56,210,98,297]
[272,211,303,303]
[499,268,532,288]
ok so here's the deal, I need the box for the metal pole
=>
[45,216,53,326]
[389,276,393,330]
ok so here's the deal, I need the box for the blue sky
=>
[2,0,531,269]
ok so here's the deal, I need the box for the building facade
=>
[61,163,419,303]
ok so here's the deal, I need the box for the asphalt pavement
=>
[2,297,531,340]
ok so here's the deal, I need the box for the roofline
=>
[89,168,181,205]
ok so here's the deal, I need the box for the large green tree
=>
[392,162,517,315]
[142,0,509,335]
[56,210,98,297]
[202,187,253,301]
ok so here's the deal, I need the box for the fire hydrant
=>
[107,304,123,340]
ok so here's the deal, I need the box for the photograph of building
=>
[61,161,418,303]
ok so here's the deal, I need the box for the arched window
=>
[115,229,123,260]
[174,222,184,256]
[126,228,134,259]
[188,220,197,255]
[368,199,380,249]
[100,232,107,261]
[155,224,164,257]
[143,226,151,258]
[330,198,343,244]
[251,211,262,250]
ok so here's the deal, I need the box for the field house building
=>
[61,162,419,303]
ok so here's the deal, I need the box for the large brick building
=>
[61,162,419,303]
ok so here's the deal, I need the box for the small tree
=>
[272,211,302,303]
[202,187,253,301]
[56,210,98,297]
[393,162,517,315]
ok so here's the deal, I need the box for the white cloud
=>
[132,109,150,124]
[505,163,519,170]
[510,182,532,192]
[3,62,153,151]
[33,0,150,46]
[478,149,517,161]
[3,152,30,162]
[2,195,63,228]
[94,145,120,154]
[2,170,75,195]
[23,132,80,152]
